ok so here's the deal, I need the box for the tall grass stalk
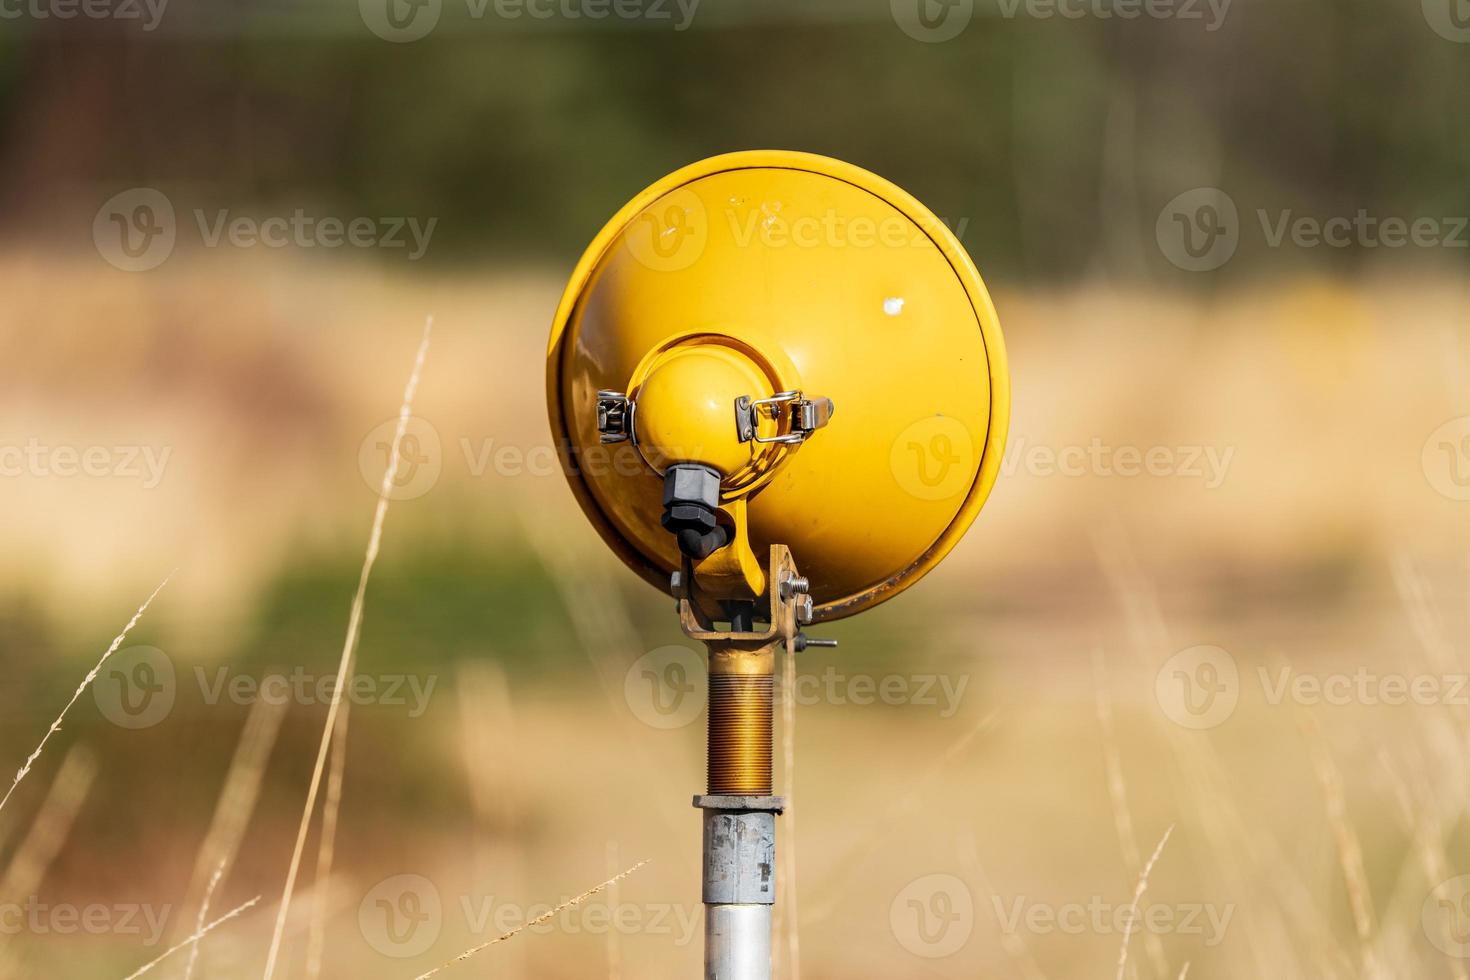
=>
[260,315,433,980]
[409,861,649,980]
[121,896,261,980]
[0,576,169,817]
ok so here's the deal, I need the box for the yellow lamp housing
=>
[547,150,1010,980]
[547,150,1009,623]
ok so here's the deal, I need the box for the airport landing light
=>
[547,150,1009,980]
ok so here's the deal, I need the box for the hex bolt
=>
[795,594,814,625]
[779,574,810,602]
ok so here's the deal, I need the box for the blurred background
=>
[1,1,1468,977]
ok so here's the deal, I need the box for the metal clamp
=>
[596,390,634,444]
[734,391,834,446]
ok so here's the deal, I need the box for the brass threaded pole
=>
[707,645,775,796]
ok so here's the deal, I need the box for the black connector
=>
[660,464,729,560]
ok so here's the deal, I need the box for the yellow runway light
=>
[546,150,1009,980]
[547,150,1008,622]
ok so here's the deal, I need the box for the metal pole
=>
[699,639,782,980]
[674,549,817,980]
[696,796,781,980]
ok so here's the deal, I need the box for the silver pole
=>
[696,795,783,980]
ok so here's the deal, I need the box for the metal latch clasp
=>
[734,391,834,446]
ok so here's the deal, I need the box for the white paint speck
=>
[883,297,905,317]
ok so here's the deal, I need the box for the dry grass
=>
[0,578,167,817]
[262,315,433,980]
[177,695,286,940]
[1114,825,1174,980]
[408,861,650,980]
[119,896,261,980]
[0,258,1465,976]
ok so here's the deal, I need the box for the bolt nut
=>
[795,594,814,625]
[662,464,721,511]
